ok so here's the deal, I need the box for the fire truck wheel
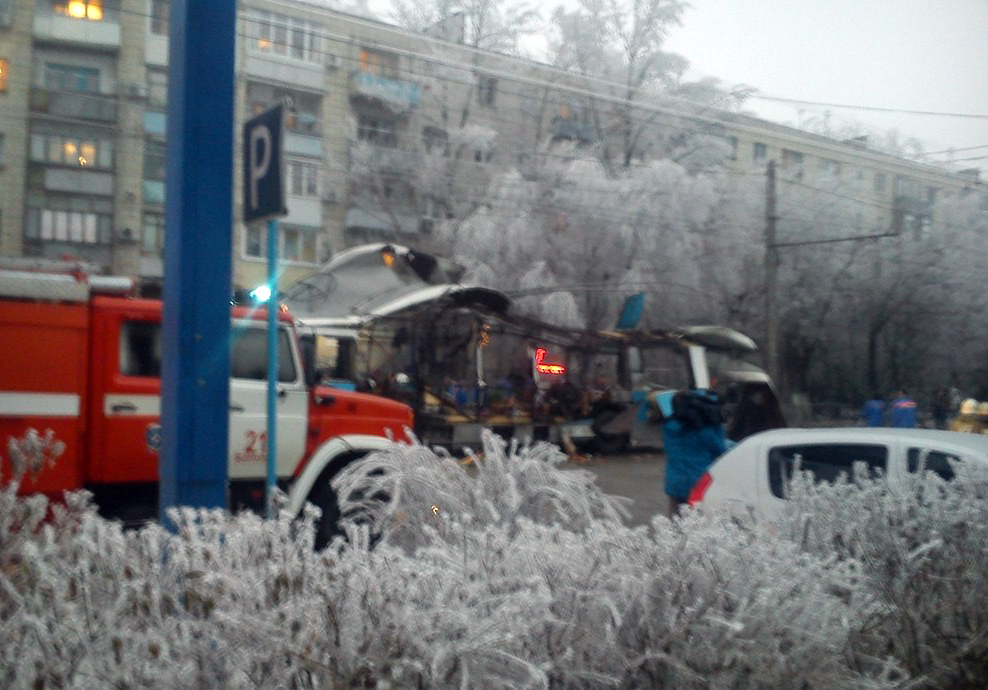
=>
[308,453,363,550]
[309,477,343,551]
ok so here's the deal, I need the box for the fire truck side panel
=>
[1,301,89,497]
[87,298,162,485]
[302,387,414,472]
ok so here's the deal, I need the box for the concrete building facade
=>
[0,0,983,294]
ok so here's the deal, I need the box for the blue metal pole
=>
[160,0,235,526]
[266,219,278,517]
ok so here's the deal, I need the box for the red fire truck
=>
[0,262,412,545]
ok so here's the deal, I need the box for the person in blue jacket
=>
[860,393,885,427]
[651,388,730,517]
[889,389,918,428]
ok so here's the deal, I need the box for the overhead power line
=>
[924,144,988,156]
[750,94,988,120]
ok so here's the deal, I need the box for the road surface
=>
[561,450,670,526]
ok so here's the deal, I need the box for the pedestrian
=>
[932,387,950,430]
[860,392,885,427]
[650,388,729,517]
[889,389,918,428]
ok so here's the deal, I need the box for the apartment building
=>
[0,0,983,295]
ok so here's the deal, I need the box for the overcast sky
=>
[663,0,988,171]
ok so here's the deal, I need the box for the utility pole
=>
[764,160,779,386]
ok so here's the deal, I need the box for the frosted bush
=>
[3,428,988,688]
[332,431,630,551]
[775,463,988,688]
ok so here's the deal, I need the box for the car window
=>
[768,443,888,498]
[230,326,297,382]
[906,448,958,481]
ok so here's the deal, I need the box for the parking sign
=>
[243,104,288,223]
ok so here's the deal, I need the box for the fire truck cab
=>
[0,263,412,545]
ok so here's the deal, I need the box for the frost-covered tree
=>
[439,147,729,330]
[914,189,988,397]
[548,0,743,172]
[388,0,541,53]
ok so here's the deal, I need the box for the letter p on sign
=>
[242,104,287,224]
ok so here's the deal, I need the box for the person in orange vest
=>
[889,389,918,428]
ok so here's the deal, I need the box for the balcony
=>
[143,180,165,205]
[34,11,120,48]
[44,168,113,195]
[30,88,117,122]
[349,71,420,114]
[144,111,166,137]
[145,33,168,66]
[244,54,323,91]
[285,131,322,159]
[349,141,420,175]
[285,196,322,227]
[345,206,420,235]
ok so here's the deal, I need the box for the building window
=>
[781,149,803,168]
[29,133,112,168]
[282,225,317,263]
[915,216,931,241]
[44,63,99,93]
[895,175,918,197]
[245,224,264,258]
[287,160,319,198]
[141,212,165,253]
[244,223,318,264]
[0,133,5,165]
[726,136,738,160]
[753,142,767,161]
[248,10,322,64]
[147,69,167,108]
[150,0,167,35]
[25,208,111,244]
[874,173,886,193]
[819,158,841,176]
[357,114,397,146]
[0,58,8,92]
[358,48,399,78]
[477,76,497,107]
[53,0,105,21]
[143,141,166,179]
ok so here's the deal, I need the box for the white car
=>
[688,427,988,519]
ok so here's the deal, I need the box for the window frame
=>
[44,62,100,93]
[248,9,323,65]
[243,223,320,266]
[906,447,958,481]
[477,75,497,108]
[230,325,297,382]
